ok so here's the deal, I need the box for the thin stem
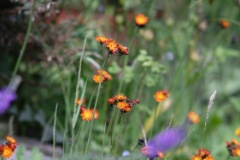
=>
[83,57,108,160]
[11,0,36,79]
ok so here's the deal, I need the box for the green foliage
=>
[1,0,240,159]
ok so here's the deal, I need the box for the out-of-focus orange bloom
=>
[76,98,86,105]
[187,111,200,124]
[135,13,148,27]
[235,128,240,136]
[80,108,99,121]
[154,90,169,102]
[108,94,140,113]
[91,109,99,120]
[96,36,109,44]
[220,19,230,28]
[118,44,129,55]
[157,151,164,159]
[107,97,116,105]
[115,94,127,101]
[93,70,112,83]
[106,39,118,54]
[226,138,240,157]
[191,148,215,160]
[0,145,13,159]
[95,36,129,56]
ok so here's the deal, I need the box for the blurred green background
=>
[0,0,240,159]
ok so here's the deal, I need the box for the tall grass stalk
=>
[83,57,108,160]
[53,103,58,160]
[202,90,217,142]
[11,0,36,80]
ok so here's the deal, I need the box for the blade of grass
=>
[53,103,58,160]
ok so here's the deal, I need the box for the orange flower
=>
[226,138,240,157]
[0,145,13,159]
[192,155,201,160]
[97,70,112,81]
[187,111,200,124]
[5,136,17,145]
[5,135,17,151]
[80,108,99,121]
[232,147,240,157]
[93,74,105,83]
[93,70,112,83]
[108,97,116,105]
[157,151,164,159]
[235,128,240,136]
[76,98,86,105]
[91,109,99,120]
[118,44,129,55]
[116,101,129,110]
[135,13,148,27]
[220,19,230,28]
[80,109,93,121]
[154,90,169,102]
[115,94,127,101]
[96,36,109,44]
[192,148,215,160]
[106,39,118,54]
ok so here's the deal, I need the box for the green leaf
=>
[108,61,121,74]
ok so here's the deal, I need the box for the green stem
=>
[83,57,108,160]
[11,0,36,79]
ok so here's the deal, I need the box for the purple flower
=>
[141,126,187,159]
[0,87,17,115]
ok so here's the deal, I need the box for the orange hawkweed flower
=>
[76,98,86,105]
[235,128,240,136]
[107,97,116,105]
[108,94,139,113]
[115,94,127,101]
[135,13,148,27]
[220,19,230,28]
[232,147,240,157]
[5,135,17,151]
[157,151,164,159]
[106,39,118,54]
[80,109,93,121]
[0,145,14,159]
[93,70,112,83]
[116,101,129,110]
[118,44,129,55]
[80,108,99,121]
[187,111,200,124]
[91,109,99,120]
[96,36,109,44]
[226,138,240,157]
[93,74,105,83]
[192,148,215,160]
[5,136,17,145]
[154,90,169,102]
[97,70,112,81]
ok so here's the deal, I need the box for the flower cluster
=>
[96,36,128,55]
[76,99,99,121]
[154,89,170,102]
[107,94,140,113]
[0,87,17,115]
[226,138,240,157]
[93,70,112,83]
[0,135,18,159]
[135,13,148,27]
[192,148,215,160]
[141,126,187,160]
